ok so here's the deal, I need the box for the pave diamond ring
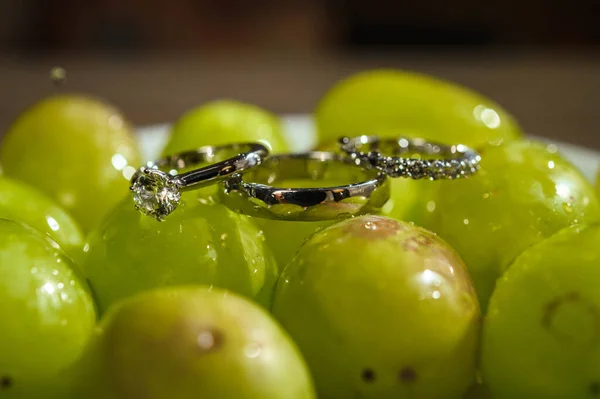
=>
[338,135,481,180]
[130,142,268,221]
[220,151,390,221]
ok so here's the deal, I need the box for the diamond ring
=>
[339,135,481,180]
[130,143,268,221]
[220,151,390,221]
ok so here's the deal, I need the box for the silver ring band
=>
[220,151,390,221]
[130,142,269,220]
[339,135,481,180]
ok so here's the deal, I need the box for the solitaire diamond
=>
[130,168,181,221]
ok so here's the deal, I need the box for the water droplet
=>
[480,108,501,129]
[463,219,470,225]
[432,290,441,299]
[563,203,574,213]
[548,161,555,169]
[197,329,223,352]
[197,331,215,350]
[547,144,558,154]
[482,192,490,199]
[52,269,59,276]
[426,201,436,213]
[108,115,124,130]
[46,216,60,232]
[244,342,262,358]
[49,66,66,86]
[83,243,90,253]
[57,282,64,290]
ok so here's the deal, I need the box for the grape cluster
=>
[0,70,597,399]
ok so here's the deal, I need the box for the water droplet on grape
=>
[197,329,223,352]
[108,115,124,130]
[244,342,262,358]
[563,203,574,213]
[426,200,436,212]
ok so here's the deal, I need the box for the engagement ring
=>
[130,143,268,221]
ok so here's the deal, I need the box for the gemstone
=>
[130,168,181,221]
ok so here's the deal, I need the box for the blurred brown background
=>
[0,0,599,146]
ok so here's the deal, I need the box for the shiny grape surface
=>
[420,140,600,310]
[83,187,278,314]
[315,69,522,149]
[163,100,289,156]
[0,176,85,263]
[272,215,480,399]
[0,219,96,398]
[0,95,141,232]
[482,224,600,399]
[71,286,315,399]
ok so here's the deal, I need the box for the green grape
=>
[420,140,600,310]
[481,223,600,399]
[0,219,96,398]
[252,218,332,269]
[163,100,289,156]
[272,215,480,399]
[379,178,438,224]
[83,187,278,315]
[0,176,85,263]
[315,69,522,149]
[0,95,141,232]
[71,286,315,399]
